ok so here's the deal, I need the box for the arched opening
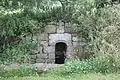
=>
[55,42,67,64]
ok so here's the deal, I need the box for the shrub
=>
[58,54,120,74]
[0,40,38,65]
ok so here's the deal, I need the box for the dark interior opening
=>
[55,42,67,64]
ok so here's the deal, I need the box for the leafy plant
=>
[58,54,120,74]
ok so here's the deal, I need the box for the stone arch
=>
[55,42,67,64]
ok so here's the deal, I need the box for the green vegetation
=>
[0,0,120,79]
[1,73,120,80]
[57,54,120,74]
[0,67,37,77]
[0,0,120,64]
[0,54,120,80]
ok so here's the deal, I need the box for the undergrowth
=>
[0,67,37,77]
[0,54,120,78]
[56,54,120,75]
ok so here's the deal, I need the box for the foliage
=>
[0,40,38,64]
[0,0,120,64]
[57,54,120,74]
[0,67,37,77]
[72,1,120,57]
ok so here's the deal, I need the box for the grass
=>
[1,54,120,80]
[1,73,120,80]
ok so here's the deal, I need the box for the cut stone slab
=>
[37,54,48,59]
[73,42,87,47]
[45,25,57,33]
[39,33,48,41]
[73,42,79,47]
[57,22,65,33]
[57,25,64,33]
[49,33,72,46]
[43,46,55,53]
[46,59,55,63]
[40,41,48,47]
[36,59,46,63]
[48,54,55,59]
[72,37,79,42]
[67,46,74,52]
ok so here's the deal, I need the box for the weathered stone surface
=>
[30,50,36,54]
[57,21,64,26]
[37,47,43,54]
[49,33,72,46]
[57,22,64,33]
[40,41,48,47]
[57,26,64,33]
[46,59,55,63]
[48,54,55,59]
[73,42,87,47]
[67,46,74,52]
[36,59,46,63]
[73,42,79,47]
[30,55,37,59]
[39,33,48,41]
[43,46,55,53]
[65,53,73,59]
[28,22,86,63]
[48,22,56,25]
[37,54,48,59]
[45,25,56,33]
[79,42,87,46]
[72,37,78,42]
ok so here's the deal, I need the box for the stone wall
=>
[30,21,87,63]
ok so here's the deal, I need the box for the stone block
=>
[57,21,64,26]
[57,25,64,33]
[72,37,78,42]
[43,46,55,53]
[36,59,46,63]
[48,54,55,59]
[48,22,56,25]
[73,42,79,47]
[37,47,43,54]
[39,33,48,41]
[37,54,48,59]
[30,49,39,54]
[65,53,74,59]
[49,33,72,46]
[79,42,87,46]
[67,46,74,52]
[73,42,87,47]
[40,41,48,47]
[45,25,57,33]
[65,27,72,33]
[30,55,37,59]
[46,59,55,63]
